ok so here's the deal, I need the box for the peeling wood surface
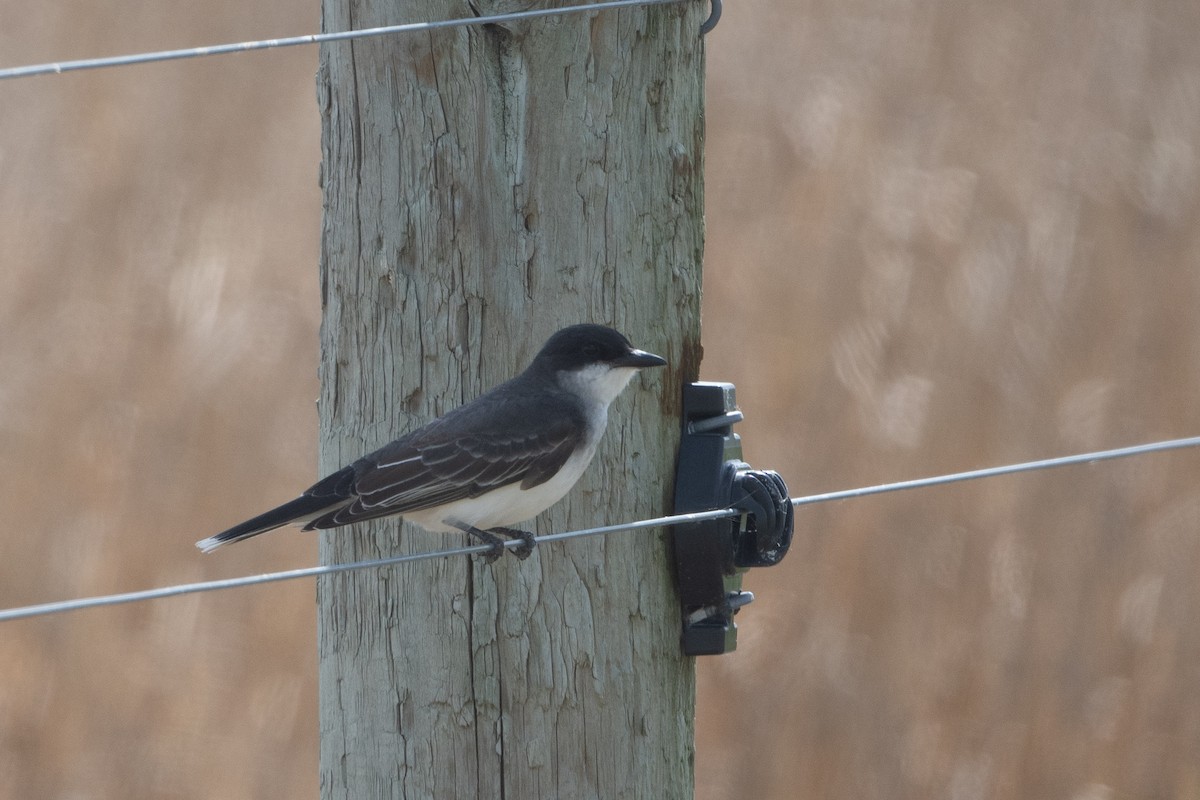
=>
[315,1,705,796]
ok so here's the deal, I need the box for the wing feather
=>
[302,385,585,530]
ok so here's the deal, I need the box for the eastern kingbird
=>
[196,324,667,560]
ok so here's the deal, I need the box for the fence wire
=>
[2,435,1198,623]
[0,0,693,80]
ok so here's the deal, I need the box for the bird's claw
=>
[492,527,536,560]
[461,525,536,562]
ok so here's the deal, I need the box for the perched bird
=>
[196,324,667,560]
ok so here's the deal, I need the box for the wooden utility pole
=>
[315,1,705,796]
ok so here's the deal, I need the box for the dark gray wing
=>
[301,385,585,530]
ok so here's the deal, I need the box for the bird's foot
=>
[456,524,537,562]
[490,527,536,560]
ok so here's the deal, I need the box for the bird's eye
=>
[582,342,601,358]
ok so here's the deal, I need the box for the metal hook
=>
[700,0,721,34]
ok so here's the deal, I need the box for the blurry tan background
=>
[3,0,1199,798]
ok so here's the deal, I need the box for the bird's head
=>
[532,324,667,407]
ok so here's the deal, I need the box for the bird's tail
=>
[196,494,344,553]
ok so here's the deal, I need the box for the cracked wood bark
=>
[315,1,704,796]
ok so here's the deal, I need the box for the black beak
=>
[614,348,668,369]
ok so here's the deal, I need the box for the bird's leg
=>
[463,526,507,563]
[448,521,536,562]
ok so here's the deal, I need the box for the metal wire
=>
[790,435,1200,506]
[0,508,738,622]
[1,434,1198,623]
[0,0,691,81]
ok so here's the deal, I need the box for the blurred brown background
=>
[3,0,1199,797]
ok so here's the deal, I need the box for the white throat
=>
[557,363,640,410]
